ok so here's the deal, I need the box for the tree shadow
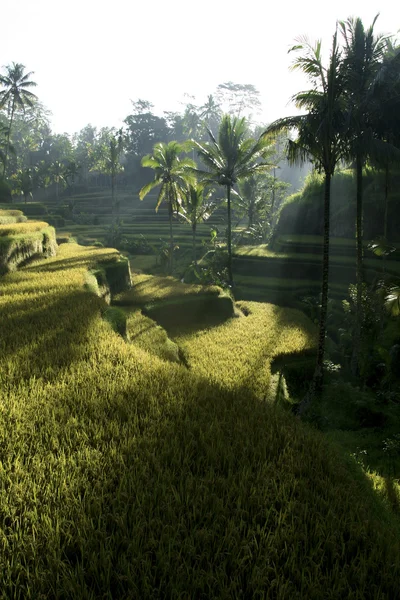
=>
[3,360,400,598]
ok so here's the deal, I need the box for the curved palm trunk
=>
[313,172,332,396]
[227,184,233,284]
[353,153,363,377]
[3,99,16,177]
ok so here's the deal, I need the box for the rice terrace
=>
[1,8,400,599]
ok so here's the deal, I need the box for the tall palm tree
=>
[108,130,124,216]
[192,115,273,284]
[179,183,216,264]
[0,63,37,176]
[338,16,400,374]
[264,31,346,399]
[50,160,66,203]
[139,141,195,274]
[198,95,221,136]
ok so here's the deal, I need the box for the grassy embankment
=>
[1,212,400,596]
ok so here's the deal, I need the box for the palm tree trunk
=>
[227,184,233,284]
[313,172,332,396]
[111,172,115,219]
[3,99,16,177]
[353,153,363,377]
[383,163,389,277]
[168,201,174,275]
[192,222,197,264]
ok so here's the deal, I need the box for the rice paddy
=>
[1,207,400,598]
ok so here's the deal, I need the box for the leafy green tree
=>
[265,31,347,398]
[11,167,35,203]
[237,174,271,228]
[179,183,216,263]
[192,115,273,284]
[139,141,195,274]
[0,63,37,176]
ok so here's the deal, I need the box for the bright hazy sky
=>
[2,0,399,135]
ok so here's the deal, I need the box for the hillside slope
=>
[0,241,399,598]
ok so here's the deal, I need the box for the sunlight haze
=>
[2,0,399,134]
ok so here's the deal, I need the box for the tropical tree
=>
[139,141,195,274]
[0,63,37,176]
[64,160,81,196]
[192,114,273,284]
[237,174,271,228]
[264,31,347,399]
[339,16,400,374]
[0,123,11,172]
[179,183,217,263]
[11,167,35,203]
[198,95,221,135]
[50,160,66,202]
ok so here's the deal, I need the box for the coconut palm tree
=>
[264,31,347,399]
[50,160,66,203]
[198,94,221,136]
[0,63,37,176]
[179,183,217,264]
[192,115,273,284]
[338,16,400,374]
[139,141,195,274]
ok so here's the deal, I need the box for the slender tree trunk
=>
[383,163,389,277]
[111,171,115,219]
[313,172,332,396]
[353,153,363,377]
[192,222,197,264]
[227,184,233,284]
[3,99,16,177]
[168,200,174,275]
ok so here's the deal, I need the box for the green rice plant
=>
[0,224,57,274]
[0,209,27,225]
[125,309,181,363]
[102,306,127,337]
[114,274,221,307]
[0,220,50,236]
[0,241,399,598]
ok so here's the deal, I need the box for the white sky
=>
[1,0,399,135]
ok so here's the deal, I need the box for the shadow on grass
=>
[0,289,105,384]
[3,362,400,599]
[23,249,119,273]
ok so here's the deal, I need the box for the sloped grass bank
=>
[0,209,27,225]
[0,220,57,274]
[115,274,235,334]
[1,245,400,597]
